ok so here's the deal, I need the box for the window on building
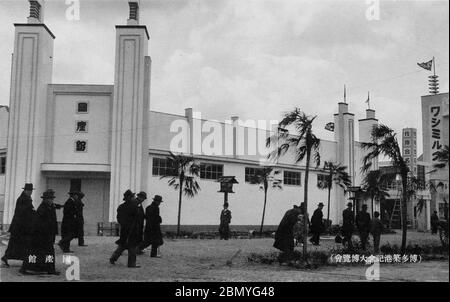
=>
[284,171,301,186]
[70,179,82,193]
[77,102,88,113]
[404,139,410,146]
[405,157,410,163]
[404,131,410,137]
[245,167,264,183]
[413,140,416,146]
[200,163,223,180]
[404,149,410,155]
[0,156,6,174]
[152,157,176,176]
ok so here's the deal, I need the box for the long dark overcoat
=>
[342,208,354,233]
[22,202,58,273]
[273,208,301,252]
[143,202,163,247]
[61,197,83,239]
[136,203,145,245]
[5,192,35,260]
[116,200,141,247]
[310,208,324,233]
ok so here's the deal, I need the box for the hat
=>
[137,191,147,199]
[362,204,368,208]
[123,190,135,200]
[153,195,163,203]
[78,192,85,199]
[318,202,324,207]
[347,202,353,207]
[41,189,56,199]
[22,183,35,191]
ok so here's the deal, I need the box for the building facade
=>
[1,1,382,235]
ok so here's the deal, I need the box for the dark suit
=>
[219,208,232,240]
[3,192,35,261]
[110,199,140,267]
[139,202,163,257]
[310,208,324,245]
[59,197,84,250]
[22,202,58,273]
[274,207,301,253]
[342,208,354,248]
[356,211,371,250]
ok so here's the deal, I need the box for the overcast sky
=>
[0,0,448,155]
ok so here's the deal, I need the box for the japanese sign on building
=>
[430,105,443,164]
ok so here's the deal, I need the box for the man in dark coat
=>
[135,191,146,252]
[1,183,36,267]
[309,202,324,246]
[58,191,86,252]
[219,202,232,240]
[342,202,354,249]
[431,211,439,234]
[356,204,371,250]
[274,205,301,254]
[138,194,164,257]
[370,211,383,253]
[20,189,60,275]
[109,190,140,267]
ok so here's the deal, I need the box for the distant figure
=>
[59,191,86,253]
[109,190,140,268]
[135,191,146,249]
[356,204,371,250]
[431,211,439,235]
[274,205,302,254]
[21,189,60,275]
[138,194,164,257]
[310,202,324,246]
[342,202,354,249]
[219,203,232,240]
[371,211,384,254]
[1,183,36,267]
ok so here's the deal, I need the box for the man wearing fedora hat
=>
[342,202,355,249]
[58,191,87,253]
[110,190,141,267]
[138,194,164,257]
[21,189,60,275]
[356,204,371,250]
[310,202,325,246]
[1,183,36,267]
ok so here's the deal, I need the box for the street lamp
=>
[217,176,238,206]
[347,186,361,219]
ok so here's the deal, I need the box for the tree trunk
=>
[400,174,408,254]
[371,196,374,219]
[303,150,311,259]
[260,186,268,235]
[177,179,184,237]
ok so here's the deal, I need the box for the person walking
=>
[138,194,164,257]
[219,202,232,240]
[109,190,141,268]
[135,191,146,249]
[309,202,324,246]
[20,189,60,275]
[342,202,354,249]
[1,183,36,267]
[431,211,439,235]
[356,204,371,250]
[371,211,383,254]
[58,191,86,253]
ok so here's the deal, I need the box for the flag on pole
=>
[325,122,335,132]
[417,59,433,71]
[365,91,370,109]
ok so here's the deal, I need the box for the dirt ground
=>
[0,231,448,282]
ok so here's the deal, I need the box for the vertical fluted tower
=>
[3,0,55,224]
[109,1,151,221]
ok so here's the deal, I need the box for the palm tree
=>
[361,124,410,253]
[317,161,351,233]
[267,108,321,258]
[161,152,200,236]
[249,166,283,235]
[432,145,449,170]
[361,170,390,218]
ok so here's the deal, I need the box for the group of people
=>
[109,190,164,268]
[273,201,384,256]
[1,184,71,275]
